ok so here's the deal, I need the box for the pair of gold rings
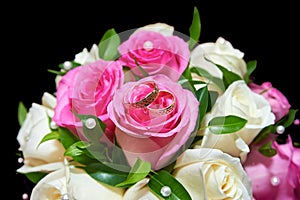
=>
[124,81,176,116]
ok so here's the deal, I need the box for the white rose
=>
[199,80,275,161]
[137,22,174,36]
[17,92,65,173]
[30,165,124,200]
[173,148,252,200]
[190,37,247,79]
[123,178,162,200]
[74,43,100,65]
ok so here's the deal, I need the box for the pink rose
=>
[118,30,190,81]
[249,82,291,121]
[243,136,300,200]
[53,59,124,140]
[107,74,199,170]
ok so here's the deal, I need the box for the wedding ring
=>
[147,90,176,116]
[124,81,159,109]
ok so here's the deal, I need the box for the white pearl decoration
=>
[160,186,172,197]
[18,157,24,163]
[63,61,72,70]
[50,121,58,129]
[276,125,285,134]
[85,118,97,129]
[22,193,28,200]
[61,194,70,200]
[270,176,280,186]
[143,41,153,51]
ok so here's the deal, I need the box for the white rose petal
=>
[190,37,247,79]
[74,43,100,65]
[123,178,162,200]
[30,166,124,200]
[199,80,275,159]
[137,22,174,36]
[17,93,65,173]
[173,148,252,200]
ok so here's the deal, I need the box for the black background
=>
[10,1,299,199]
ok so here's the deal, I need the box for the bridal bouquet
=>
[16,7,299,200]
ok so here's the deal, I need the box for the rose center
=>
[143,41,153,51]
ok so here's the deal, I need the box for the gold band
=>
[124,81,159,109]
[147,90,176,116]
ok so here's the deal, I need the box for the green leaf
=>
[190,67,225,92]
[148,170,192,200]
[73,113,106,144]
[98,28,120,60]
[214,63,242,88]
[64,141,91,157]
[196,86,209,124]
[24,172,47,184]
[253,125,276,144]
[208,115,247,134]
[244,60,257,83]
[281,109,298,127]
[187,6,201,50]
[58,127,80,149]
[47,69,66,75]
[38,131,60,148]
[18,102,27,126]
[207,90,218,112]
[115,158,151,187]
[258,141,277,157]
[84,162,128,186]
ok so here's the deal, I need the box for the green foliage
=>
[25,172,47,184]
[244,60,257,83]
[84,162,128,186]
[18,102,27,126]
[148,170,192,200]
[208,115,247,134]
[115,158,151,187]
[187,6,201,50]
[258,141,277,157]
[98,28,120,60]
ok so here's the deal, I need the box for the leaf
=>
[244,60,257,83]
[115,158,151,187]
[98,28,120,60]
[64,141,91,157]
[253,125,276,144]
[196,86,209,124]
[84,162,128,186]
[281,109,298,127]
[187,6,201,50]
[37,131,60,148]
[24,172,47,184]
[58,127,80,149]
[258,141,277,157]
[148,170,192,200]
[208,115,247,134]
[190,67,225,92]
[18,101,27,126]
[214,63,242,88]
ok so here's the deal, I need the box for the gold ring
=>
[124,81,159,109]
[147,90,176,116]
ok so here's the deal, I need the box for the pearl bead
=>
[143,41,153,51]
[270,176,280,186]
[160,186,171,197]
[294,119,300,125]
[63,61,72,70]
[22,193,28,200]
[50,121,58,129]
[18,157,24,163]
[276,125,285,134]
[85,118,96,129]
